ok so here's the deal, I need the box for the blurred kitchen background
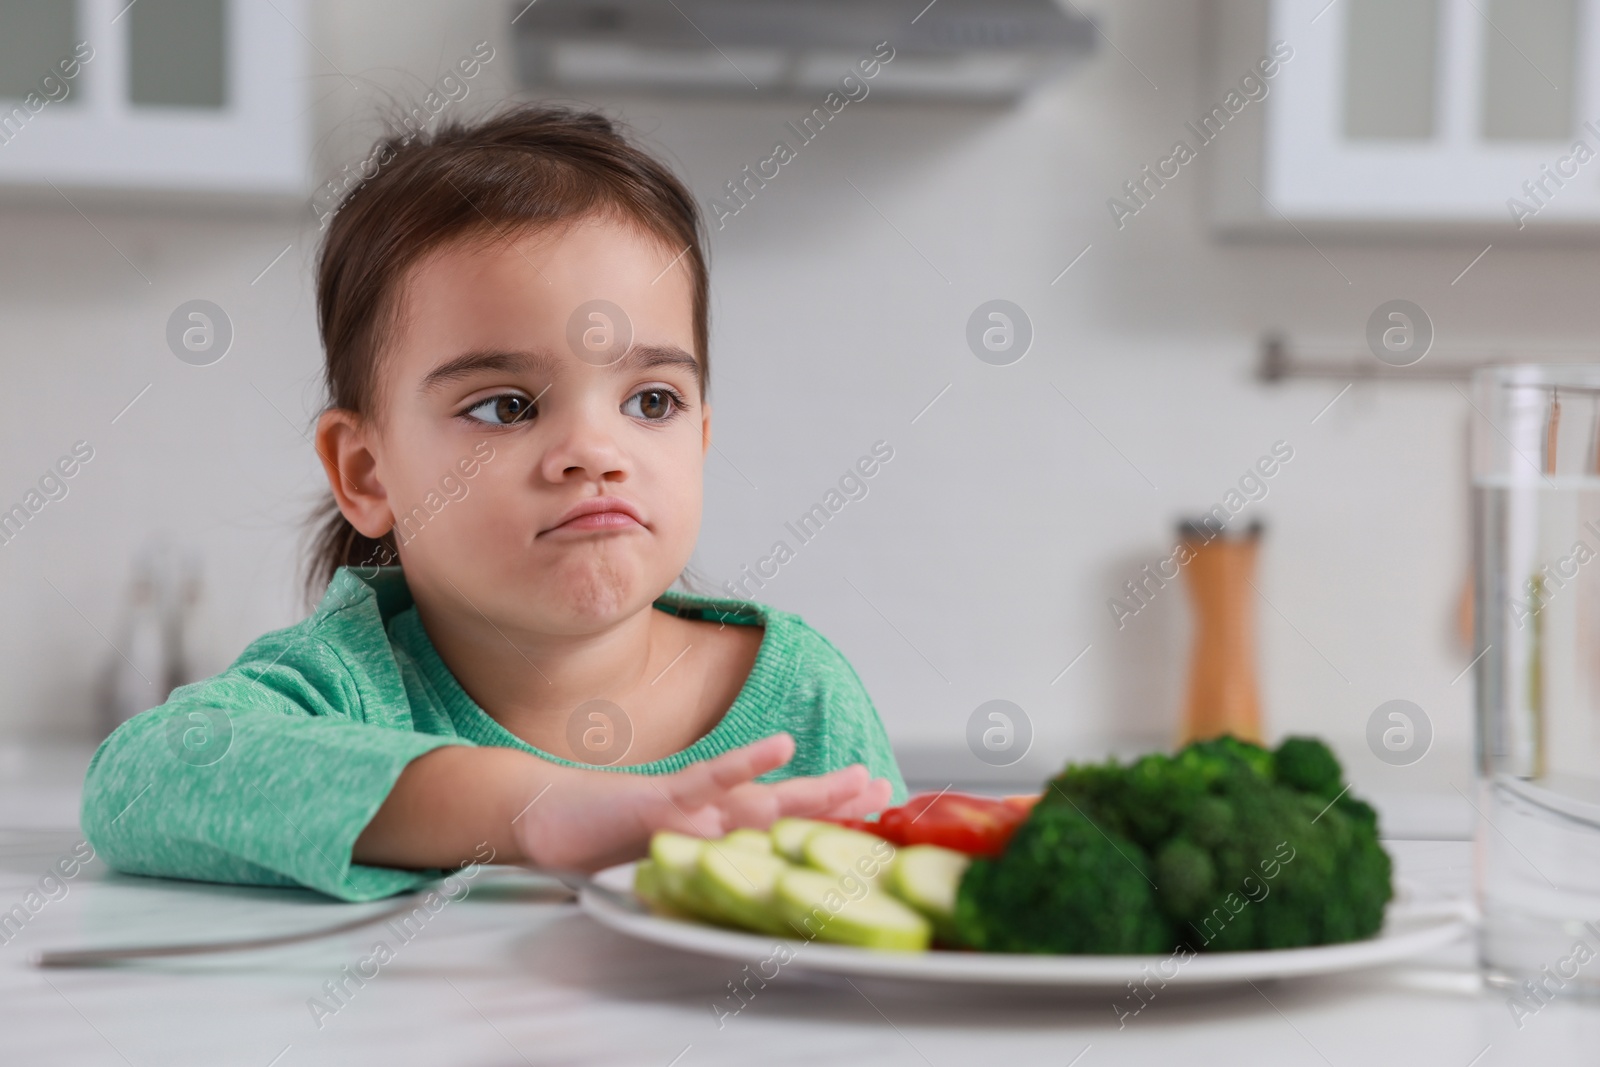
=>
[2,0,1592,834]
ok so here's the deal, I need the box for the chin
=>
[537,552,666,631]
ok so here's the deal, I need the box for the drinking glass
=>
[1473,363,1600,993]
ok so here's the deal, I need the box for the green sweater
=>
[81,567,907,901]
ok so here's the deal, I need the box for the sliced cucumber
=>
[885,845,970,942]
[721,828,774,854]
[770,818,827,864]
[802,826,896,882]
[693,844,793,936]
[775,868,930,951]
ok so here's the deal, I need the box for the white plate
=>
[580,863,1477,988]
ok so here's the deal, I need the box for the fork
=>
[32,868,645,968]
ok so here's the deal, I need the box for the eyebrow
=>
[418,343,700,393]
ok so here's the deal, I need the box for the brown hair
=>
[303,104,711,602]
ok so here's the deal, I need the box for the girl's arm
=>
[81,696,469,902]
[83,621,891,899]
[353,732,890,872]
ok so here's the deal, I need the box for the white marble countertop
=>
[2,749,1597,1065]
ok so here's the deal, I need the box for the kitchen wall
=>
[3,0,1593,810]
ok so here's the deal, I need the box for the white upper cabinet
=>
[0,0,309,197]
[1221,0,1600,227]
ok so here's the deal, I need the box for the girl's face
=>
[343,214,708,635]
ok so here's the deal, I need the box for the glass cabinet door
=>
[0,0,308,197]
[1260,0,1600,224]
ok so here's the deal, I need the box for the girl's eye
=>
[464,394,535,425]
[623,388,681,421]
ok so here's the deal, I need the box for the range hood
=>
[511,0,1098,102]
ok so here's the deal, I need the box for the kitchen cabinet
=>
[1214,0,1600,229]
[0,0,309,198]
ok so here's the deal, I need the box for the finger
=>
[806,776,887,821]
[718,764,869,829]
[718,783,781,830]
[765,764,872,818]
[667,733,795,810]
[817,776,894,820]
[659,803,728,840]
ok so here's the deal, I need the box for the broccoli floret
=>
[1184,794,1235,847]
[952,804,1173,954]
[959,735,1393,954]
[1273,736,1343,799]
[1153,839,1217,920]
[1334,792,1379,831]
[1183,734,1275,782]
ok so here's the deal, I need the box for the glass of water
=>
[1473,363,1600,993]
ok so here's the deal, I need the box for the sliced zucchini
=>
[885,844,970,942]
[647,832,722,922]
[634,858,664,905]
[693,843,793,936]
[632,859,692,918]
[650,832,703,899]
[721,828,775,854]
[802,826,896,882]
[770,817,827,864]
[775,868,930,951]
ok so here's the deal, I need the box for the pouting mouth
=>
[541,495,646,534]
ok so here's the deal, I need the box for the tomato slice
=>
[873,792,1030,857]
[824,793,1039,856]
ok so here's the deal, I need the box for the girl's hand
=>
[515,732,893,873]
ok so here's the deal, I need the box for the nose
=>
[537,396,629,485]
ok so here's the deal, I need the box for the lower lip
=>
[547,511,642,534]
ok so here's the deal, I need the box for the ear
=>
[700,400,713,456]
[315,409,393,539]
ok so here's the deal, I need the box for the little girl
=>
[81,106,905,901]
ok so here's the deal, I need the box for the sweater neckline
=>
[387,586,797,774]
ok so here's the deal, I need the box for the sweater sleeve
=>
[81,623,470,902]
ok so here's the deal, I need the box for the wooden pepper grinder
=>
[1177,520,1264,745]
